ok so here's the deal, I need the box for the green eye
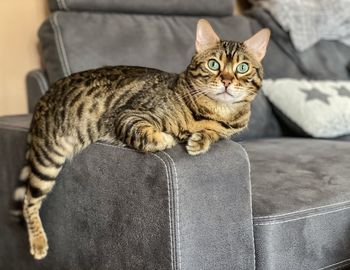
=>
[208,59,220,71]
[236,62,249,74]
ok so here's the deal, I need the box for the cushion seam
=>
[32,70,48,95]
[56,0,62,9]
[240,144,256,270]
[318,258,350,270]
[254,199,350,220]
[153,153,176,270]
[162,152,182,270]
[60,0,69,11]
[254,205,350,225]
[0,124,29,132]
[50,12,71,77]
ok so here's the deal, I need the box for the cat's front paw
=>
[30,233,48,260]
[186,133,210,155]
[144,132,176,152]
[159,132,176,150]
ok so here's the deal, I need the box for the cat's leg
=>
[23,136,73,259]
[115,111,176,152]
[186,120,231,155]
[186,130,220,155]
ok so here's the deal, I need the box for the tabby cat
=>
[13,19,270,259]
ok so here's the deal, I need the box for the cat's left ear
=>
[244,28,271,61]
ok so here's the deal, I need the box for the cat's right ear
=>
[196,19,220,53]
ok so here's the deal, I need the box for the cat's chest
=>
[201,105,240,125]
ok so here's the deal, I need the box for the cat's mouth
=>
[216,90,234,97]
[208,89,247,104]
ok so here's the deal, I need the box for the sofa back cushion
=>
[48,0,234,16]
[38,11,282,139]
[39,12,254,83]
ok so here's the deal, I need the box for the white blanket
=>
[256,0,350,51]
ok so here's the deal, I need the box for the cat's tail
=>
[11,132,74,221]
[11,148,31,221]
[11,166,30,218]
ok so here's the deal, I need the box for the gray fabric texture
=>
[242,138,350,269]
[247,7,350,80]
[233,91,282,141]
[38,12,254,84]
[26,69,49,113]
[159,142,255,270]
[248,18,307,80]
[336,134,350,141]
[300,41,350,81]
[48,0,234,16]
[0,114,255,270]
[0,118,29,269]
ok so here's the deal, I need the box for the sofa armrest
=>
[26,69,49,113]
[0,115,254,269]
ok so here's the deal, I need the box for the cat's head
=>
[186,19,270,104]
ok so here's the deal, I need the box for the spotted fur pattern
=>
[14,27,266,259]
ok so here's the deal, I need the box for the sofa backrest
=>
[39,13,253,84]
[38,0,283,140]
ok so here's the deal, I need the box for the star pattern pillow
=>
[263,79,350,138]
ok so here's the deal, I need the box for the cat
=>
[13,19,270,259]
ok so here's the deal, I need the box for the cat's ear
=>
[244,28,271,61]
[196,19,220,53]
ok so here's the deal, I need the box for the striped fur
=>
[14,20,269,259]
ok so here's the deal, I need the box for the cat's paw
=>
[158,132,176,150]
[186,133,210,155]
[145,132,176,152]
[30,234,48,260]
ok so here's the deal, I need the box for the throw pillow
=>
[263,79,350,138]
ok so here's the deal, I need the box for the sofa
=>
[1,0,350,269]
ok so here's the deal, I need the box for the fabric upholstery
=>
[242,138,350,270]
[233,91,282,141]
[249,18,307,80]
[26,70,49,113]
[0,114,255,270]
[39,12,254,84]
[48,0,234,16]
[336,134,350,141]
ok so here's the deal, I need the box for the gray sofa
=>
[1,0,350,269]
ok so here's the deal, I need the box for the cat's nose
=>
[222,79,231,88]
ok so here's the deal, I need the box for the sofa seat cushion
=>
[242,138,350,270]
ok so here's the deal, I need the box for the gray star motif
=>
[334,86,350,98]
[300,87,330,105]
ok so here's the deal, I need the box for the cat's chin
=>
[206,92,245,105]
